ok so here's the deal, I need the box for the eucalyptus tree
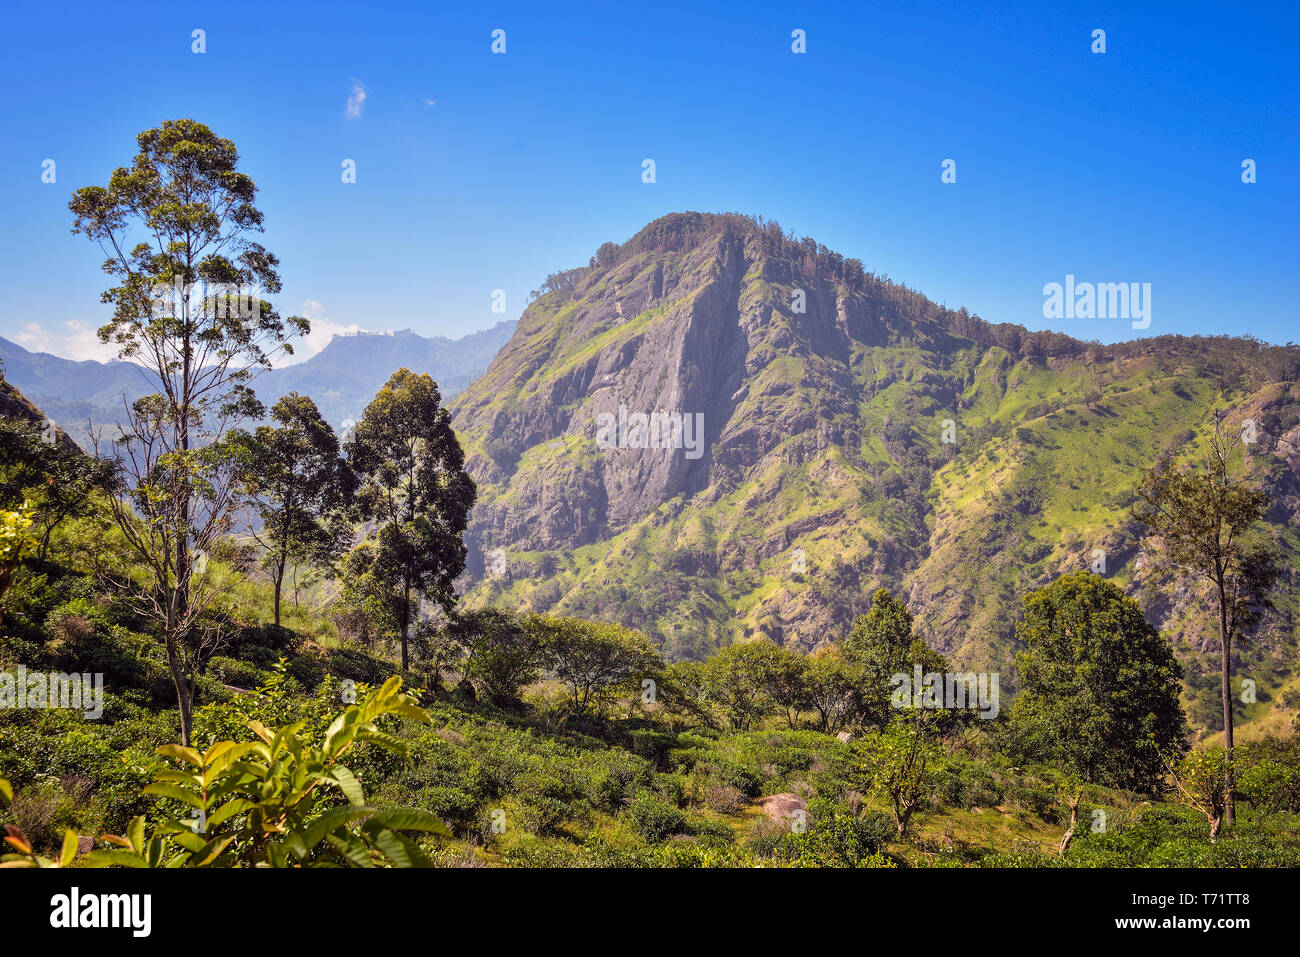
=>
[235,393,356,626]
[70,119,306,743]
[346,369,476,670]
[1131,413,1277,826]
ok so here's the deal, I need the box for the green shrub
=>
[939,763,1002,809]
[582,751,651,811]
[515,768,580,836]
[207,656,269,690]
[2,676,450,868]
[774,800,895,867]
[412,786,479,831]
[627,790,687,843]
[628,728,676,759]
[687,815,734,844]
[1004,782,1060,822]
[1238,759,1300,813]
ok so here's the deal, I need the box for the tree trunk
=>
[893,799,909,838]
[0,565,12,625]
[272,558,285,627]
[166,627,193,746]
[1218,578,1235,828]
[400,580,410,671]
[174,502,192,747]
[176,389,193,746]
[1058,793,1081,856]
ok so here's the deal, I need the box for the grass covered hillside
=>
[3,502,1299,868]
[2,368,1297,869]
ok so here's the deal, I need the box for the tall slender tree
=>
[1131,413,1277,826]
[70,119,306,743]
[235,393,355,626]
[346,369,475,670]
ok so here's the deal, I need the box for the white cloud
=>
[12,321,122,363]
[13,307,382,370]
[345,80,367,119]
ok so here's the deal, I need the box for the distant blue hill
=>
[0,320,517,449]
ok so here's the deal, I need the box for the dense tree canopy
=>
[235,393,355,626]
[346,369,476,670]
[1010,572,1186,792]
[528,615,662,712]
[843,588,950,730]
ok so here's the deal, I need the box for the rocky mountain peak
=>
[450,213,1300,670]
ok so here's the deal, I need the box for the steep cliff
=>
[449,213,1300,717]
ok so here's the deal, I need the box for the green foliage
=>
[801,645,860,733]
[0,416,112,561]
[529,614,663,712]
[3,343,1297,869]
[843,589,950,730]
[455,608,548,706]
[1237,738,1300,813]
[3,676,447,868]
[864,716,942,837]
[700,640,786,731]
[0,502,33,614]
[772,799,896,867]
[68,119,311,746]
[1010,572,1186,792]
[1174,747,1229,838]
[0,503,32,564]
[1131,414,1277,821]
[345,368,476,669]
[626,790,688,843]
[233,393,355,626]
[1052,803,1300,867]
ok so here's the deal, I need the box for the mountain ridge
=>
[449,211,1300,736]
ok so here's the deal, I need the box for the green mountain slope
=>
[449,212,1300,731]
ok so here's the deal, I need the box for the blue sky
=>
[1,0,1296,363]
